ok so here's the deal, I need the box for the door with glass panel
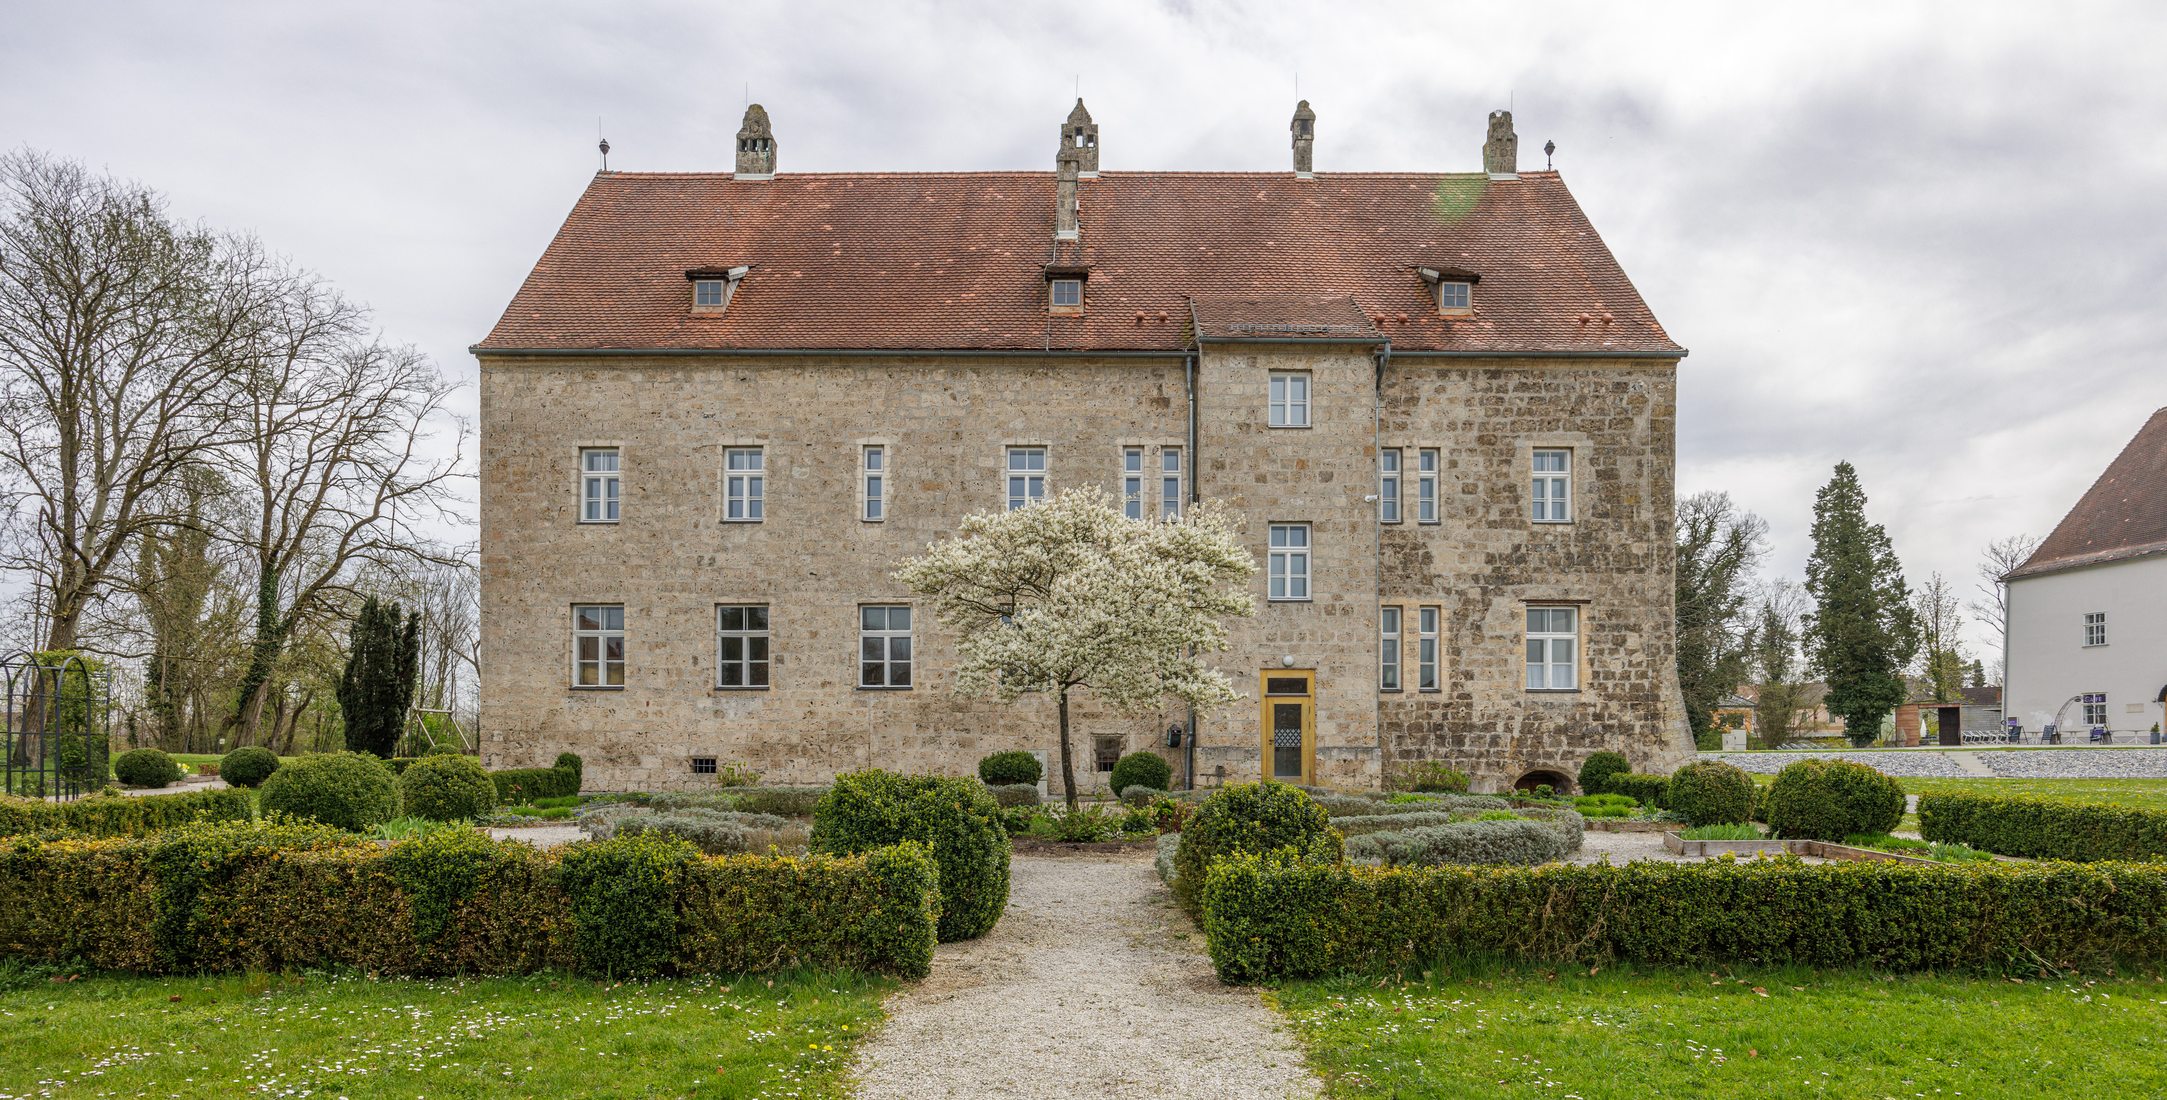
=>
[1259,671,1315,783]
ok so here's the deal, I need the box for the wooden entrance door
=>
[1259,671,1315,783]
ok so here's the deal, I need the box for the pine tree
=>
[1804,463,1920,746]
[338,596,420,757]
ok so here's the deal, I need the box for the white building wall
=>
[2005,553,2167,736]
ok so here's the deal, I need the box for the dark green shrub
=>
[1108,751,1172,795]
[1919,791,2167,861]
[1577,751,1631,795]
[257,751,400,832]
[1199,849,2167,983]
[112,748,181,789]
[489,759,579,803]
[555,752,584,789]
[984,782,1041,808]
[1171,782,1342,918]
[725,785,828,817]
[1606,773,1669,809]
[1398,760,1472,793]
[398,754,499,822]
[977,751,1042,786]
[0,787,251,838]
[812,770,1010,942]
[1316,792,1511,818]
[1573,793,1640,819]
[556,832,697,977]
[1765,759,1904,841]
[1665,761,1757,826]
[219,746,281,789]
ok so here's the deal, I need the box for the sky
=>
[6,0,2164,662]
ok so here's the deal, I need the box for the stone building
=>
[474,100,1695,794]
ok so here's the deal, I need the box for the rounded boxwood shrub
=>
[1172,781,1342,918]
[1577,751,1630,796]
[113,748,182,789]
[258,751,400,832]
[1108,751,1172,796]
[1765,758,1905,841]
[812,770,1010,943]
[398,753,499,822]
[983,782,1041,808]
[977,751,1042,786]
[1665,761,1757,826]
[218,746,281,789]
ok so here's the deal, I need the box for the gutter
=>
[1184,344,1200,791]
[1391,348,1689,360]
[1373,339,1391,788]
[471,346,1186,360]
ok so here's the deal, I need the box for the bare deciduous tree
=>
[1912,571,1967,703]
[1968,533,2039,685]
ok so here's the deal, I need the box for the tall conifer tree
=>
[1804,463,1920,745]
[338,596,420,757]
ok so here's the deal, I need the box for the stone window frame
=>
[714,604,771,691]
[1523,601,1585,693]
[1417,604,1441,691]
[577,445,622,525]
[1006,444,1049,511]
[857,603,915,691]
[1267,371,1312,428]
[859,438,891,523]
[1380,605,1403,693]
[723,446,765,523]
[1524,435,1587,525]
[1159,445,1183,520]
[570,603,626,691]
[1416,448,1440,524]
[1378,447,1402,524]
[2083,611,2107,648]
[1120,443,1146,520]
[1267,522,1312,602]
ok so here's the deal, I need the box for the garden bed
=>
[1662,831,1952,864]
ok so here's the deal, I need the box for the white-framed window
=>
[1380,606,1402,692]
[1268,524,1311,601]
[1160,447,1183,520]
[1417,448,1439,524]
[715,605,770,689]
[1418,605,1440,691]
[580,448,621,524]
[1268,372,1311,428]
[1378,448,1402,523]
[862,445,886,522]
[1532,448,1572,523]
[1437,281,1472,311]
[1122,447,1145,520]
[1007,446,1047,510]
[693,279,726,307]
[572,604,625,689]
[724,448,765,522]
[859,605,913,689]
[2083,692,2109,727]
[1525,606,1579,691]
[1049,278,1083,310]
[2083,611,2107,647]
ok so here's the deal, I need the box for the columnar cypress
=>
[1803,463,1919,746]
[338,597,421,757]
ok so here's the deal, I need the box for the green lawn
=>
[1272,963,2167,1099]
[0,963,887,1099]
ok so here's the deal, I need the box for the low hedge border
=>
[0,819,938,979]
[0,787,252,838]
[1605,773,1670,808]
[1200,853,2167,983]
[1919,791,2167,861]
[490,753,583,803]
[1342,805,1585,867]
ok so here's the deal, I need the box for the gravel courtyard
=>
[852,850,1320,1100]
[1701,747,2167,779]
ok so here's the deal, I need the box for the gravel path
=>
[484,823,583,847]
[1702,747,2167,779]
[853,851,1320,1099]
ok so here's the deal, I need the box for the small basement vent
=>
[691,756,718,775]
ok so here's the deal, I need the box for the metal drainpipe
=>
[1184,349,1200,789]
[1373,340,1391,788]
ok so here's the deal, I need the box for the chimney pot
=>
[1291,99,1316,177]
[1482,109,1518,179]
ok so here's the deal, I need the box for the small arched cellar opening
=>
[1512,769,1574,795]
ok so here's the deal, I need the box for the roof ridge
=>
[592,168,1535,180]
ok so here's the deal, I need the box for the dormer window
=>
[686,265,751,314]
[1438,281,1471,311]
[1050,279,1083,311]
[1417,265,1481,316]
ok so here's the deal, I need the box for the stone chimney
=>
[735,104,777,179]
[1482,109,1517,179]
[1055,139,1081,240]
[1291,100,1316,177]
[1063,99,1100,177]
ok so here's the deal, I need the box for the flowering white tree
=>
[895,486,1256,809]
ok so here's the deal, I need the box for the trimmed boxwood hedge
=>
[1577,752,1631,796]
[1171,782,1342,918]
[399,754,499,822]
[984,782,1041,808]
[977,751,1042,786]
[811,770,1010,943]
[1765,758,1904,840]
[490,754,583,802]
[1665,761,1756,826]
[0,787,252,838]
[1919,791,2167,861]
[0,818,939,979]
[218,746,281,789]
[1605,773,1670,808]
[1343,805,1584,866]
[113,748,183,789]
[258,752,401,832]
[1199,853,2167,983]
[1108,751,1172,796]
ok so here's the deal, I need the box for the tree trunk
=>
[1056,687,1079,812]
[227,563,287,745]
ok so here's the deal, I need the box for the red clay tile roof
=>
[1188,294,1384,342]
[2008,406,2167,580]
[476,170,1681,356]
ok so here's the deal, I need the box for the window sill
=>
[1418,687,1442,694]
[712,686,770,693]
[1526,688,1582,695]
[1380,687,1404,695]
[1268,597,1314,604]
[856,685,914,692]
[1266,424,1313,430]
[1532,518,1575,526]
[576,519,620,526]
[569,686,625,693]
[721,518,765,525]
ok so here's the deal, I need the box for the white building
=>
[2004,407,2167,738]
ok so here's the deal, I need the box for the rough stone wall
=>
[1375,359,1693,791]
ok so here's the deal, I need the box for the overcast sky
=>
[8,1,2164,660]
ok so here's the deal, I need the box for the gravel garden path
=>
[1701,747,2167,779]
[852,850,1320,1099]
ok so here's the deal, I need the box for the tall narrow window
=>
[862,445,886,521]
[1418,606,1440,691]
[1378,448,1402,523]
[1417,449,1439,524]
[1007,447,1046,510]
[1525,606,1579,691]
[1122,447,1145,520]
[572,604,625,688]
[715,605,770,689]
[580,448,620,524]
[1380,606,1402,692]
[724,448,765,522]
[2083,611,2107,647]
[1268,372,1311,428]
[1268,524,1311,601]
[859,605,913,689]
[1532,449,1572,523]
[1160,447,1183,520]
